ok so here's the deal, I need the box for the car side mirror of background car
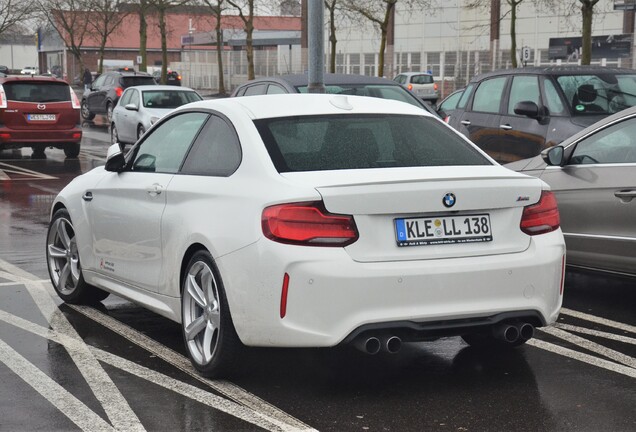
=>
[105,143,126,172]
[514,101,540,119]
[124,103,138,111]
[542,145,565,167]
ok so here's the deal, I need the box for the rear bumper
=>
[217,230,565,347]
[0,126,82,147]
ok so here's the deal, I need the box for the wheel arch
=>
[179,243,209,294]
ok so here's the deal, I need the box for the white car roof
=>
[181,93,431,120]
[125,85,197,92]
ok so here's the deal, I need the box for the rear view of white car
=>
[46,94,565,377]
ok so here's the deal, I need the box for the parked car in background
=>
[111,85,202,147]
[153,70,182,86]
[448,66,636,163]
[0,65,9,75]
[0,75,82,157]
[81,70,156,122]
[393,72,439,103]
[20,66,39,75]
[231,73,443,117]
[506,106,636,278]
[46,93,564,378]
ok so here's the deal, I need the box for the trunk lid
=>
[281,166,543,262]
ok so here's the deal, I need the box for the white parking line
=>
[0,162,57,180]
[0,338,116,432]
[560,308,636,334]
[554,323,636,345]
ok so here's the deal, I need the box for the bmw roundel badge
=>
[443,193,456,208]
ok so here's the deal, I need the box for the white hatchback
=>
[46,94,565,377]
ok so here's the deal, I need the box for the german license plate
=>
[28,114,56,121]
[395,214,492,246]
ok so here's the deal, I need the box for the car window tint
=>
[508,76,540,115]
[181,116,242,176]
[457,83,474,109]
[121,76,156,87]
[543,79,566,115]
[440,90,463,111]
[570,116,636,165]
[129,89,140,107]
[255,114,490,173]
[3,82,70,102]
[93,75,106,88]
[266,85,286,95]
[411,75,433,84]
[142,90,201,108]
[472,77,506,113]
[131,112,208,173]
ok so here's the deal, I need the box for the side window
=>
[508,76,540,115]
[131,112,209,174]
[571,117,636,164]
[181,116,241,176]
[119,89,133,106]
[266,85,286,95]
[440,91,463,111]
[129,89,140,107]
[93,75,106,88]
[543,79,566,115]
[244,84,267,96]
[472,77,506,113]
[457,83,474,109]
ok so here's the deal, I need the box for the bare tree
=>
[201,0,228,94]
[226,0,255,80]
[344,0,396,77]
[38,0,95,81]
[578,0,600,65]
[0,0,39,37]
[87,0,130,73]
[147,0,192,84]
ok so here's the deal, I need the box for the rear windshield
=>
[3,82,70,103]
[296,84,423,109]
[121,76,156,88]
[411,75,434,84]
[143,90,202,108]
[255,114,490,172]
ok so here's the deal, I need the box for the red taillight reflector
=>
[434,83,438,91]
[262,201,358,246]
[520,191,560,235]
[177,75,182,80]
[0,133,10,140]
[407,84,413,91]
[280,273,290,318]
[116,87,123,97]
[72,132,82,139]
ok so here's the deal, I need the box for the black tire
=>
[46,208,109,304]
[64,143,80,158]
[81,100,95,120]
[106,102,114,123]
[111,123,120,145]
[181,250,241,378]
[31,147,46,159]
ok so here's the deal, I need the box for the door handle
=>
[460,120,471,126]
[82,191,93,202]
[614,190,636,203]
[146,183,164,197]
[500,124,513,130]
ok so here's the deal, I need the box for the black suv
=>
[81,70,156,122]
[447,66,636,163]
[153,70,181,86]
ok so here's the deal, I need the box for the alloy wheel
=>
[47,216,81,295]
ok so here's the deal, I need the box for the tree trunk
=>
[98,34,107,74]
[328,4,336,73]
[216,16,225,94]
[510,1,517,68]
[378,27,387,77]
[581,1,594,65]
[139,0,148,72]
[159,7,168,83]
[246,19,254,80]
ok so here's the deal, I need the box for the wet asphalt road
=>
[0,120,635,432]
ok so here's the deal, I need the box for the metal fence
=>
[173,47,632,99]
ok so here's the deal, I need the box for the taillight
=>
[444,115,451,123]
[177,75,182,80]
[0,85,7,109]
[407,84,413,91]
[116,87,123,97]
[434,83,438,91]
[262,201,358,246]
[70,87,80,109]
[520,191,560,235]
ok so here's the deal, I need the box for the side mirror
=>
[542,145,565,167]
[105,143,126,172]
[124,103,138,111]
[514,101,540,119]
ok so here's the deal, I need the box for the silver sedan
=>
[506,106,636,278]
[111,85,202,147]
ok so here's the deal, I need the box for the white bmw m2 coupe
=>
[46,94,565,377]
